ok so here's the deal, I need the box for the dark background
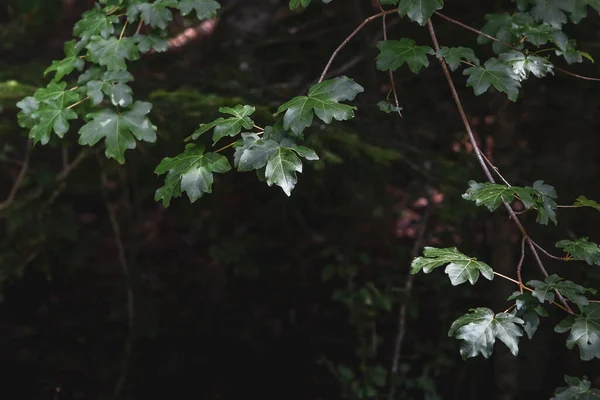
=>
[0,0,599,399]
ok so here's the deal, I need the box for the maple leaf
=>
[411,247,494,286]
[86,36,140,71]
[376,39,434,73]
[274,76,363,135]
[449,308,524,359]
[190,105,255,144]
[436,46,480,71]
[44,40,85,81]
[78,101,157,164]
[397,0,444,26]
[463,58,521,101]
[178,0,221,19]
[154,144,231,206]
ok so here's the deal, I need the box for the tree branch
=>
[426,19,573,314]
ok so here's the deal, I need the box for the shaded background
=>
[0,0,599,399]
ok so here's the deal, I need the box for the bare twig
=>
[426,19,573,314]
[388,204,431,400]
[530,239,565,261]
[99,166,135,398]
[434,11,600,82]
[517,235,526,293]
[2,140,32,207]
[319,8,398,83]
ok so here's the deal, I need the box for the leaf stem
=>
[119,21,128,41]
[135,20,143,35]
[67,97,89,109]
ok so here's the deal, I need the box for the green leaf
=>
[178,0,221,19]
[555,304,600,360]
[556,237,600,266]
[154,144,231,206]
[265,147,303,197]
[127,0,177,29]
[376,39,434,73]
[78,101,157,164]
[190,105,255,144]
[411,247,494,286]
[499,51,554,80]
[73,6,119,40]
[377,100,403,114]
[33,81,80,104]
[82,69,134,106]
[555,40,589,64]
[573,196,600,211]
[44,40,85,81]
[528,274,595,308]
[86,36,140,71]
[552,375,600,400]
[233,126,318,195]
[530,180,558,224]
[288,0,333,9]
[234,133,279,171]
[462,180,558,224]
[397,0,444,25]
[463,58,521,101]
[16,97,39,129]
[134,33,169,53]
[29,100,78,144]
[462,181,516,211]
[507,292,547,339]
[478,13,531,54]
[436,46,480,71]
[448,308,524,359]
[274,76,363,135]
[530,0,573,27]
[20,81,81,144]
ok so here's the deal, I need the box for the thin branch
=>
[319,8,398,83]
[426,19,574,314]
[434,12,513,48]
[517,235,526,293]
[67,96,89,109]
[555,66,600,81]
[388,204,431,400]
[119,20,128,40]
[3,140,32,206]
[100,166,134,399]
[530,239,565,261]
[434,11,600,82]
[135,19,143,35]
